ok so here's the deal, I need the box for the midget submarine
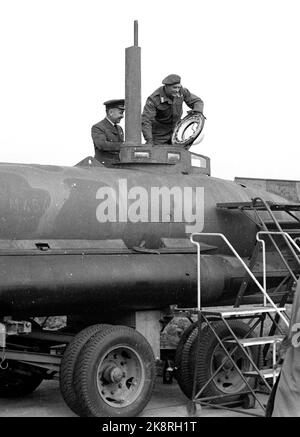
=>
[0,151,294,318]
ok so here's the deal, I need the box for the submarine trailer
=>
[0,21,299,417]
[0,153,296,417]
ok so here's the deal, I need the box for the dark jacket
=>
[141,86,204,144]
[271,279,300,417]
[91,118,124,165]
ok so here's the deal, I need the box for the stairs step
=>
[225,334,284,346]
[244,368,281,379]
[201,304,286,318]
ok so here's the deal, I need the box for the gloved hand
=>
[187,109,205,117]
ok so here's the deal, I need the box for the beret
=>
[162,74,181,85]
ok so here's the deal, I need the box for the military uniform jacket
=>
[272,280,300,416]
[141,86,203,144]
[91,118,124,164]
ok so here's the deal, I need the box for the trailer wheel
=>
[60,323,110,415]
[0,362,44,398]
[175,321,198,397]
[73,325,156,417]
[175,320,259,402]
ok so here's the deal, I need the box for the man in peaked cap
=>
[91,99,125,166]
[142,74,204,145]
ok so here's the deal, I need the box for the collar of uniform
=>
[106,117,116,126]
[157,86,173,104]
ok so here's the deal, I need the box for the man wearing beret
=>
[142,74,204,145]
[91,99,125,165]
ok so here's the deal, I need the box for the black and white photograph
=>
[0,0,299,423]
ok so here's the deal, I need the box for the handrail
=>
[253,197,300,267]
[256,230,300,307]
[190,232,289,327]
[250,208,298,282]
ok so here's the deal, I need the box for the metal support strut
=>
[183,229,299,416]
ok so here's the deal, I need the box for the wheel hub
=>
[97,345,145,408]
[103,364,124,384]
[211,344,252,393]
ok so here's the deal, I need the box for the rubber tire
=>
[175,321,198,397]
[175,320,259,401]
[0,362,43,398]
[60,323,110,415]
[73,325,156,417]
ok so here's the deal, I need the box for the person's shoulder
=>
[181,87,191,96]
[148,87,163,102]
[92,119,107,129]
[182,87,202,101]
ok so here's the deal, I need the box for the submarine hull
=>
[0,252,248,317]
[0,160,294,317]
[0,161,290,255]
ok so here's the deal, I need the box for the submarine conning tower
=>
[115,21,210,176]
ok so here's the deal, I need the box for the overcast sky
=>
[0,0,299,181]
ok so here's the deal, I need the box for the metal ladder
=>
[217,197,300,307]
[217,198,300,366]
[185,230,300,416]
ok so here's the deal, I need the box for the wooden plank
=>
[135,310,162,360]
